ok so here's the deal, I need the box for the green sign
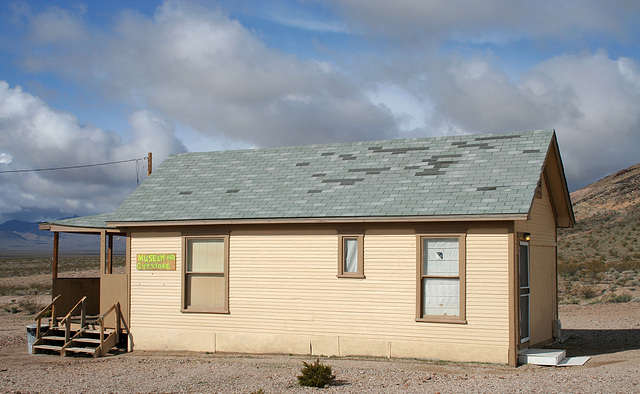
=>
[136,253,176,271]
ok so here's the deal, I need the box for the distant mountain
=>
[0,219,53,235]
[558,162,640,268]
[0,219,124,255]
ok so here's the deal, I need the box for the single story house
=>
[40,129,574,366]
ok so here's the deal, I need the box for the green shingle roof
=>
[51,130,556,228]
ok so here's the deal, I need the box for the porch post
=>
[107,234,113,274]
[100,230,106,274]
[52,232,59,280]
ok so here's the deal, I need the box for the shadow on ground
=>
[559,328,640,357]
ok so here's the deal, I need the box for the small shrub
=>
[607,293,633,303]
[297,358,335,388]
[565,297,580,305]
[1,301,20,314]
[18,296,45,315]
[574,283,599,299]
[558,261,580,278]
[616,277,630,286]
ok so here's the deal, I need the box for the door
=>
[519,241,530,343]
[100,231,130,328]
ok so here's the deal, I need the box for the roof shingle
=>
[51,130,555,227]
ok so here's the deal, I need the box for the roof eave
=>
[106,213,530,228]
[39,222,125,234]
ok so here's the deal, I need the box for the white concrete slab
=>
[557,356,591,366]
[518,349,566,366]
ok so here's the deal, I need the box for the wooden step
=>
[33,344,63,352]
[83,329,114,335]
[42,335,66,342]
[72,337,101,345]
[64,347,97,354]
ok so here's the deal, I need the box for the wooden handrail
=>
[34,295,61,341]
[60,296,87,342]
[97,302,122,352]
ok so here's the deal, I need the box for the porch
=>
[33,222,131,357]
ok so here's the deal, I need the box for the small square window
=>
[337,234,364,278]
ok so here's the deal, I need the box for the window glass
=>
[422,278,460,316]
[187,275,225,308]
[188,239,224,272]
[344,238,358,273]
[423,238,459,276]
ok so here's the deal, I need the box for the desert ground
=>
[0,299,639,393]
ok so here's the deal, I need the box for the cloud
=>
[418,50,640,190]
[330,0,639,44]
[18,0,398,148]
[7,0,639,197]
[0,81,186,222]
[26,4,89,44]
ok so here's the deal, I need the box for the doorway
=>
[519,240,530,343]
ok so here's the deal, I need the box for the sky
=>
[0,0,639,224]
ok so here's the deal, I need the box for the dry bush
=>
[18,296,45,315]
[558,260,580,278]
[1,301,20,314]
[582,259,607,282]
[607,260,640,272]
[573,283,599,299]
[605,293,633,303]
[558,280,573,295]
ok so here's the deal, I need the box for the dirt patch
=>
[1,301,639,392]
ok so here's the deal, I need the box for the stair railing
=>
[33,294,62,341]
[60,296,87,343]
[97,302,121,355]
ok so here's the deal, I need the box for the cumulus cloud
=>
[18,0,398,148]
[5,0,639,204]
[419,50,640,190]
[330,0,639,44]
[0,82,186,222]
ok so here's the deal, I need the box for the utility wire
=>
[0,157,148,174]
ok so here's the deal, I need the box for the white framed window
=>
[417,234,466,323]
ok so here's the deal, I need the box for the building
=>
[40,129,574,365]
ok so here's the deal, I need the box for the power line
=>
[0,157,148,174]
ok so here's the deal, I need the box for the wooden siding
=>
[516,173,558,346]
[129,225,512,363]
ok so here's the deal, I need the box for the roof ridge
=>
[168,129,555,158]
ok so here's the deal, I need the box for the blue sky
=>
[1,0,639,224]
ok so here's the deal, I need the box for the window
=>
[182,236,229,313]
[417,234,466,323]
[337,234,364,278]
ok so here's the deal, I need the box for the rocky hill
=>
[558,162,640,273]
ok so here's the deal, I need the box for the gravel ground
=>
[1,302,639,393]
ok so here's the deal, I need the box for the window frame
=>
[337,233,365,279]
[181,234,230,314]
[416,233,467,324]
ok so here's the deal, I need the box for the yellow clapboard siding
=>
[129,228,512,357]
